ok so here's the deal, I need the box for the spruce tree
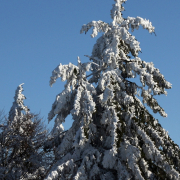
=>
[0,84,48,180]
[46,0,180,179]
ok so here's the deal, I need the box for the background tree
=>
[0,84,50,180]
[45,0,180,179]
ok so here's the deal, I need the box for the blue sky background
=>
[0,0,180,146]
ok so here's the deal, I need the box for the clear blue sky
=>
[0,0,180,146]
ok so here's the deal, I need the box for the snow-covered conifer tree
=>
[46,0,180,179]
[0,84,48,180]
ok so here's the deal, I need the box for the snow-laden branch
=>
[80,21,110,38]
[49,62,79,87]
[121,16,155,33]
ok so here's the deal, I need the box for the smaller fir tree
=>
[0,84,48,180]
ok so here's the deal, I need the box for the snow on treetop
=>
[8,83,29,122]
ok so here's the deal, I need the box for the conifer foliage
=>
[45,0,180,180]
[0,84,48,180]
